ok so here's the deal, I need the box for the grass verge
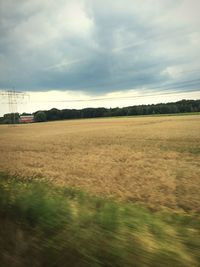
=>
[0,173,200,267]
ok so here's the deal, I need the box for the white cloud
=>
[45,58,86,71]
[162,66,183,79]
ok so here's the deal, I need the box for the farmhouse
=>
[19,115,34,123]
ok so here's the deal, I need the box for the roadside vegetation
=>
[0,173,200,267]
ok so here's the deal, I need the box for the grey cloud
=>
[0,0,200,94]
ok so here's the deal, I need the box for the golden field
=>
[0,115,200,212]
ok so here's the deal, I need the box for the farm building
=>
[19,115,34,123]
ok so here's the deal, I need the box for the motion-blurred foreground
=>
[0,173,200,267]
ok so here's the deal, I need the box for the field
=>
[0,114,200,212]
[1,114,200,267]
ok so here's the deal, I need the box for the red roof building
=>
[19,115,34,123]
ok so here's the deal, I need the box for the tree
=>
[46,108,61,120]
[34,111,47,122]
[3,113,19,124]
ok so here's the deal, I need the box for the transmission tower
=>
[0,89,29,124]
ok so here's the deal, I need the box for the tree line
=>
[0,99,199,124]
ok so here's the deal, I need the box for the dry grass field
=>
[0,115,200,212]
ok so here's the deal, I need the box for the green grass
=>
[0,173,200,267]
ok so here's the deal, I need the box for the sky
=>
[0,0,200,115]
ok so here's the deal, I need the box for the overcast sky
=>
[0,0,200,115]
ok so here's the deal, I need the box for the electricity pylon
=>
[0,89,29,124]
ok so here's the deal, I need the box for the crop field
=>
[0,114,200,212]
[1,114,200,267]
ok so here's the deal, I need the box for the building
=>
[19,115,34,123]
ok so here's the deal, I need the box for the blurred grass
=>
[0,173,200,267]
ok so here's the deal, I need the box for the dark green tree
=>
[34,111,47,122]
[3,113,19,124]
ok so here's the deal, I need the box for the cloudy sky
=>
[0,0,200,115]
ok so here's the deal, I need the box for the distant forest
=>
[1,99,200,124]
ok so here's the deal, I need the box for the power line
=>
[30,77,200,103]
[31,88,200,104]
